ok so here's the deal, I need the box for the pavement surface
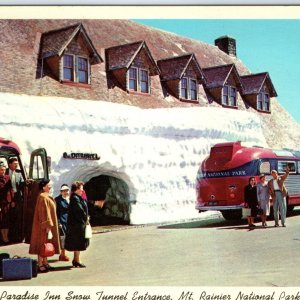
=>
[1,210,300,286]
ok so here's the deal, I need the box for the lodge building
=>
[0,20,277,113]
[0,19,287,227]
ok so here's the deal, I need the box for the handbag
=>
[40,242,55,257]
[242,207,251,218]
[85,223,92,239]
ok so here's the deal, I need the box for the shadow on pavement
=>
[49,266,73,272]
[158,218,247,229]
[158,208,300,230]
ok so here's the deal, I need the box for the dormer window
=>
[240,73,276,113]
[62,54,90,84]
[257,92,270,112]
[40,24,102,87]
[128,67,149,94]
[106,41,159,95]
[222,85,236,106]
[180,77,198,101]
[158,53,204,102]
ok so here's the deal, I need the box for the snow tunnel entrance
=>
[84,175,130,226]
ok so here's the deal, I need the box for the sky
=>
[134,19,300,124]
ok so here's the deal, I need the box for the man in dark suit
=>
[6,157,24,242]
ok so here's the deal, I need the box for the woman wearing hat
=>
[29,179,61,273]
[55,184,70,261]
[257,174,270,227]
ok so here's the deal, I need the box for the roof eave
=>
[57,24,103,63]
[127,41,160,75]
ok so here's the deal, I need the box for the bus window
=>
[31,155,45,179]
[259,161,270,174]
[278,161,296,174]
[29,148,49,180]
[298,161,300,173]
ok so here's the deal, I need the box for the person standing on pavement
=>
[0,164,14,243]
[244,177,259,228]
[65,181,89,268]
[29,179,61,273]
[256,174,270,227]
[55,184,70,262]
[268,167,289,227]
[6,157,24,242]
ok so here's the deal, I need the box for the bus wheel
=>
[287,205,294,216]
[286,195,294,216]
[221,210,242,220]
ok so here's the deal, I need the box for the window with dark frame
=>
[140,69,149,93]
[128,67,150,94]
[78,57,88,84]
[222,86,229,105]
[257,93,263,110]
[63,55,74,81]
[264,94,270,111]
[257,92,270,112]
[129,67,138,91]
[180,77,198,101]
[190,79,197,100]
[222,85,236,107]
[230,87,236,106]
[181,78,188,99]
[62,54,90,85]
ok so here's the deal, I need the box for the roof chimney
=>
[215,36,236,57]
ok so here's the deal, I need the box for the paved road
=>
[1,210,300,286]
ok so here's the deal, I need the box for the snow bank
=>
[0,92,267,224]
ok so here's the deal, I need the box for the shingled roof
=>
[157,53,205,83]
[40,23,102,64]
[202,64,242,89]
[240,72,277,97]
[105,40,160,75]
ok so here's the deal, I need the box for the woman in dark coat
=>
[65,181,89,268]
[244,176,259,228]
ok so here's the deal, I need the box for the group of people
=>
[0,158,24,244]
[29,179,90,273]
[0,156,105,274]
[244,167,290,228]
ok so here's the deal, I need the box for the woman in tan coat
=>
[29,179,61,273]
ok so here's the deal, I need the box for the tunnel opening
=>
[84,174,131,226]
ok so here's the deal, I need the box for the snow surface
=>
[0,92,267,224]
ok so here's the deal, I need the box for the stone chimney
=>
[215,36,236,57]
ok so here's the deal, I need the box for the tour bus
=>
[0,137,49,243]
[196,141,300,220]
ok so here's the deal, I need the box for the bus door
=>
[23,148,49,243]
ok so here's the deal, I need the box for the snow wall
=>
[0,92,267,224]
